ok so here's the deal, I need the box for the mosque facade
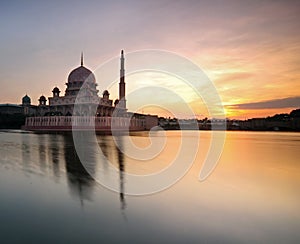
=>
[1,50,157,131]
[33,51,126,118]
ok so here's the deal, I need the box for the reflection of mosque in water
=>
[64,134,126,209]
[98,135,126,210]
[21,133,126,209]
[63,135,96,205]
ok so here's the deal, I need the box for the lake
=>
[0,130,299,243]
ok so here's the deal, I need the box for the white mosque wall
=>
[24,116,157,132]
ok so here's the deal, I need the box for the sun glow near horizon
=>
[0,1,299,120]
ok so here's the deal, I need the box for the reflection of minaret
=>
[98,135,127,210]
[99,135,126,210]
[116,136,126,210]
[119,50,126,109]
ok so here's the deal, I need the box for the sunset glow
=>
[0,0,299,119]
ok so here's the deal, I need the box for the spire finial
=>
[81,52,83,66]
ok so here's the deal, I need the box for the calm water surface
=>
[0,130,299,243]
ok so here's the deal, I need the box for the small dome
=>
[52,87,60,93]
[67,66,96,84]
[22,94,31,104]
[39,95,47,101]
[103,90,110,96]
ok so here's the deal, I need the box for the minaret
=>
[119,50,126,109]
[81,52,83,66]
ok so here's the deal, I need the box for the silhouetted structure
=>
[22,50,158,132]
[158,108,300,131]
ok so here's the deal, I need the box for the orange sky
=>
[0,1,299,119]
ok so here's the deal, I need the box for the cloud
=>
[215,72,254,83]
[229,96,300,110]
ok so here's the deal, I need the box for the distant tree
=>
[0,113,26,129]
[290,109,300,118]
[267,113,289,121]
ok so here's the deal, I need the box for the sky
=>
[0,0,299,119]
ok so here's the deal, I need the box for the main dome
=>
[67,65,96,84]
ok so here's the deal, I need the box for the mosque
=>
[27,50,126,117]
[0,50,158,131]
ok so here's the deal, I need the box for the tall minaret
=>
[119,50,126,109]
[81,52,84,66]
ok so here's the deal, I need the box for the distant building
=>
[0,94,37,128]
[0,94,35,116]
